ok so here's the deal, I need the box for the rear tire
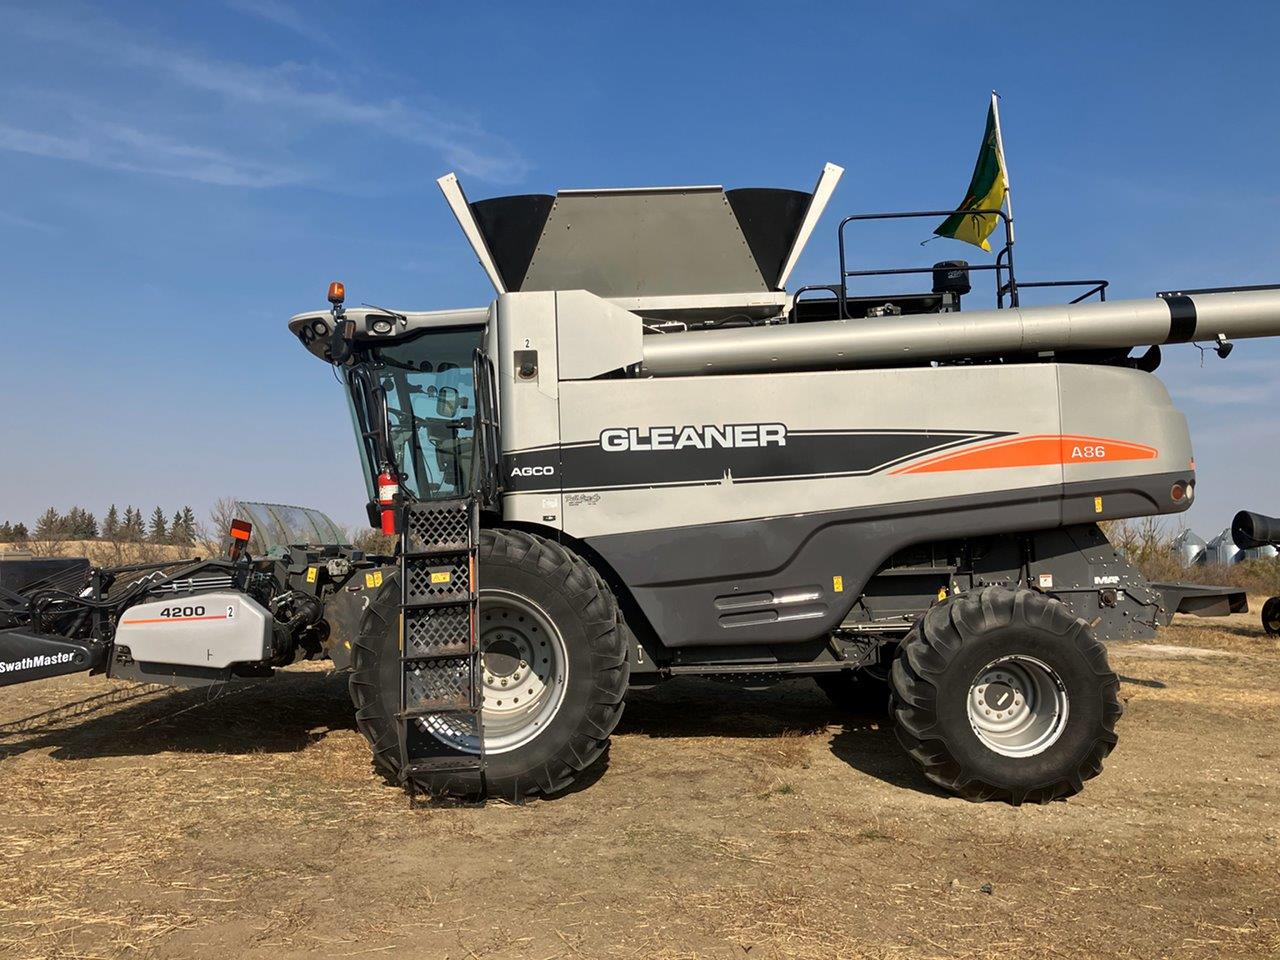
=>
[349,528,630,801]
[890,586,1122,805]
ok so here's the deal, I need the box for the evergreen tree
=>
[167,508,197,547]
[0,522,12,542]
[35,507,62,541]
[65,506,98,539]
[103,505,120,540]
[123,506,145,542]
[148,506,168,544]
[11,522,27,542]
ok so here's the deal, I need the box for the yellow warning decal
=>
[937,586,948,601]
[832,575,844,593]
[364,571,383,589]
[431,571,452,584]
[1094,496,1103,514]
[306,567,318,584]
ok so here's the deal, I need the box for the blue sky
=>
[2,0,1279,539]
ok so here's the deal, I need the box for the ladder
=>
[397,497,485,798]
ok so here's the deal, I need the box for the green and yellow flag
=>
[934,97,1008,251]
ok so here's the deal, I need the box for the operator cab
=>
[287,295,500,525]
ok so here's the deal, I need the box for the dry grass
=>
[2,540,194,565]
[1,616,1278,959]
[1107,517,1280,596]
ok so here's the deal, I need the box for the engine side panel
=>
[516,363,1190,647]
[548,364,1063,538]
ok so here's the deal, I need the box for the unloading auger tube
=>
[640,287,1280,375]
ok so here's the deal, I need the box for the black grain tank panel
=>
[724,188,812,290]
[469,194,555,291]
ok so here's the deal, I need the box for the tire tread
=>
[348,528,630,802]
[890,585,1122,805]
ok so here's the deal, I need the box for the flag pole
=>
[990,90,1013,243]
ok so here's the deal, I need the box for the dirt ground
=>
[2,606,1278,960]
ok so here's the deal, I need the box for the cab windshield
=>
[347,327,483,501]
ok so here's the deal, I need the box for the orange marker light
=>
[228,518,253,562]
[327,280,346,305]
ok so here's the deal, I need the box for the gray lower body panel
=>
[586,472,1189,648]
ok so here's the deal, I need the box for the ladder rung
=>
[403,757,484,776]
[399,705,479,720]
[401,652,473,664]
[402,546,471,559]
[401,597,476,610]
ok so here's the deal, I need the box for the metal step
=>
[396,498,484,797]
[403,757,485,776]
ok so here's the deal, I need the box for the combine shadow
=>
[616,677,944,797]
[0,668,356,763]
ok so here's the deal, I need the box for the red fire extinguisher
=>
[377,468,399,536]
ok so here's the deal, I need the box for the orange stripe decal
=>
[120,615,228,625]
[892,434,1158,475]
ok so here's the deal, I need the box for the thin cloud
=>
[224,0,337,48]
[0,207,58,234]
[1171,381,1275,405]
[7,7,528,184]
[0,120,306,188]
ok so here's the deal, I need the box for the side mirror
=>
[328,319,355,364]
[437,386,460,418]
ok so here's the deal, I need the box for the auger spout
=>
[640,286,1280,376]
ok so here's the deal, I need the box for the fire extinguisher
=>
[377,468,399,536]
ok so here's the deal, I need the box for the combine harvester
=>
[4,165,1278,805]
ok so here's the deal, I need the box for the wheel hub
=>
[482,636,524,678]
[981,681,1017,713]
[419,589,568,755]
[966,655,1069,758]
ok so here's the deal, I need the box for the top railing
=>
[838,209,1016,316]
[830,209,1108,318]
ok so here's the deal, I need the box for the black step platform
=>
[397,499,485,796]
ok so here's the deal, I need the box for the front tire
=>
[890,586,1122,805]
[349,528,630,801]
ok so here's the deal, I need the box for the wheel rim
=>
[965,655,1069,758]
[419,589,568,755]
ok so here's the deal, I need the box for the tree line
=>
[0,505,198,546]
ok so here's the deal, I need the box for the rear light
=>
[1171,481,1187,503]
